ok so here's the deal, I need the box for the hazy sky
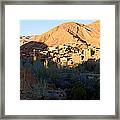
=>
[20,20,96,36]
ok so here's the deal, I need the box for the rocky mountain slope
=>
[20,21,100,48]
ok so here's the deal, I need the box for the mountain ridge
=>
[20,21,100,48]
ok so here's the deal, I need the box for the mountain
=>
[31,21,100,48]
[20,21,100,48]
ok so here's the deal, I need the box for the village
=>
[20,34,100,69]
[28,43,100,68]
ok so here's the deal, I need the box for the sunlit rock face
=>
[29,21,100,47]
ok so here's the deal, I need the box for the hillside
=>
[31,21,100,48]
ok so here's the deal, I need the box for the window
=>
[82,50,84,54]
[81,56,84,60]
[91,49,95,56]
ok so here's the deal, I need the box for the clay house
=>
[60,57,68,67]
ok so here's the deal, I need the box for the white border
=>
[5,5,115,115]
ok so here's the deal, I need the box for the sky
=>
[20,20,96,36]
